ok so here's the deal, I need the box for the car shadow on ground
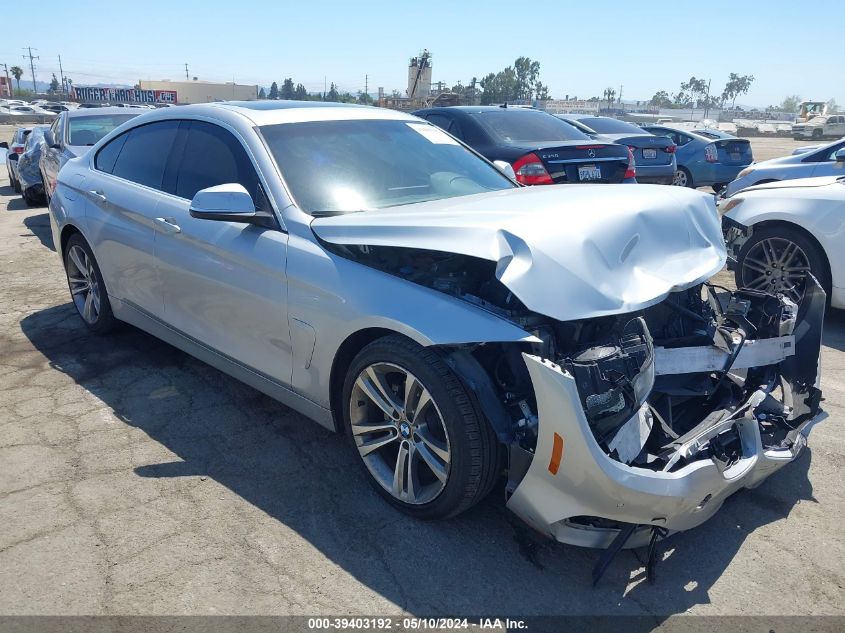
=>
[18,302,828,618]
[22,212,54,251]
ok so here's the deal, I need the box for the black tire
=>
[22,187,38,207]
[63,233,118,334]
[12,171,21,194]
[812,129,823,139]
[735,225,831,307]
[712,183,727,193]
[673,167,693,188]
[342,334,499,519]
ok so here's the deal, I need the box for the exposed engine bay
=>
[330,243,823,477]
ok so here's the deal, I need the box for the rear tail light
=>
[13,147,24,154]
[704,143,719,163]
[664,144,677,153]
[512,153,553,185]
[624,147,636,179]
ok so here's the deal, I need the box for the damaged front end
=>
[505,278,825,550]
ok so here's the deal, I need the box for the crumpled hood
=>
[312,184,726,322]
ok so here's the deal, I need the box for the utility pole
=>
[22,47,39,93]
[364,74,368,98]
[58,55,66,96]
[184,63,189,80]
[703,78,712,119]
[618,84,623,110]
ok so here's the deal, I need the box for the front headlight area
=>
[488,280,823,488]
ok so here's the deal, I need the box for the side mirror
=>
[189,183,277,229]
[834,148,845,163]
[493,160,516,180]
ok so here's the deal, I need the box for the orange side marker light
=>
[548,433,564,475]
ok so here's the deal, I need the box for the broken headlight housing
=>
[565,318,655,442]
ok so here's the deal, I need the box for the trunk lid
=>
[528,141,629,184]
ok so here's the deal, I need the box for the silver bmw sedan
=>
[48,101,824,559]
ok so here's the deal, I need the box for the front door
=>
[153,120,292,384]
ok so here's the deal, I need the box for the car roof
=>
[65,106,146,118]
[418,106,545,114]
[128,101,422,127]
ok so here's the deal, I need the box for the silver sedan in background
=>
[47,102,824,565]
[724,137,845,196]
[39,107,141,201]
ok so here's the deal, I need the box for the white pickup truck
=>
[792,114,845,140]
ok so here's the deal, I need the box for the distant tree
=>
[49,73,60,93]
[603,87,616,110]
[294,83,308,100]
[649,90,672,108]
[720,73,755,109]
[680,76,708,117]
[258,87,267,99]
[779,95,801,113]
[326,82,340,102]
[828,98,839,113]
[479,68,518,104]
[357,91,373,104]
[268,81,279,100]
[10,65,24,91]
[280,78,295,100]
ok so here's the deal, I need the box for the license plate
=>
[730,152,741,161]
[643,148,657,159]
[578,165,601,181]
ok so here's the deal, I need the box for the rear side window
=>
[110,121,180,190]
[95,133,129,174]
[174,121,259,201]
[472,110,590,143]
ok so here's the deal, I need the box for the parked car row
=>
[2,107,142,206]
[20,100,824,574]
[412,106,757,193]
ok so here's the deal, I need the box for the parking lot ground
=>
[1,161,844,619]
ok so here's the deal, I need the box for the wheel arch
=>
[59,223,84,261]
[328,327,514,444]
[329,327,396,433]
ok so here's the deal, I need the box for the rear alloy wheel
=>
[673,167,693,188]
[812,129,823,139]
[64,234,117,333]
[736,226,830,306]
[343,335,499,519]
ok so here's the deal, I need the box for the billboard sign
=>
[71,86,177,104]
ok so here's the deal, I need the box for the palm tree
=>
[603,87,616,111]
[10,65,24,91]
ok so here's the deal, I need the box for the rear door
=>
[153,119,292,384]
[83,120,180,318]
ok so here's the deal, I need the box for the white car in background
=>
[720,175,845,309]
[724,138,845,196]
[792,114,845,140]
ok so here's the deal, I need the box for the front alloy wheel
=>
[736,226,830,309]
[350,362,451,505]
[343,335,499,519]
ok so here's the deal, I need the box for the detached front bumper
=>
[506,285,825,550]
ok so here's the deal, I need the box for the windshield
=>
[471,110,590,143]
[260,119,514,216]
[67,114,138,146]
[578,117,645,135]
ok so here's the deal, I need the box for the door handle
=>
[153,217,181,234]
[88,190,107,202]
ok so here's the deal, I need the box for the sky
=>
[1,0,840,108]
